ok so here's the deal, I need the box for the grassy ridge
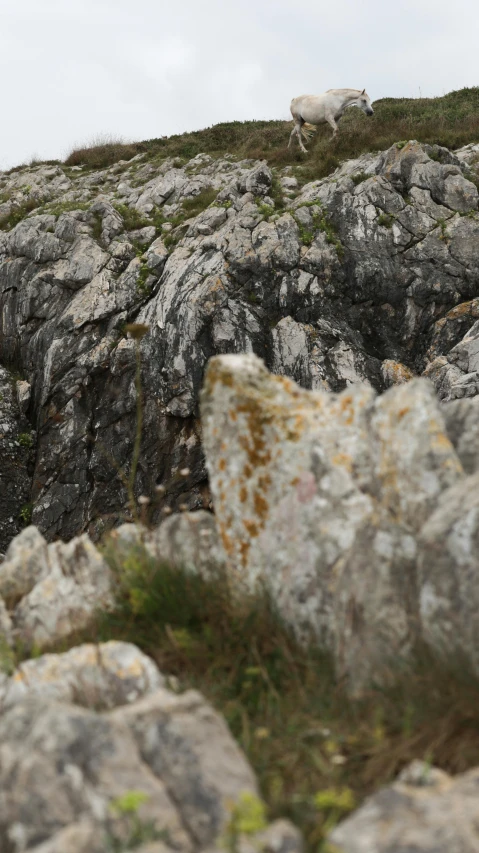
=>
[64,87,479,182]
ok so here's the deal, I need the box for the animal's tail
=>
[301,123,317,141]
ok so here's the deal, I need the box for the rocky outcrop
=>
[0,141,478,540]
[329,760,479,853]
[0,641,164,709]
[0,641,300,853]
[0,525,114,650]
[201,352,479,691]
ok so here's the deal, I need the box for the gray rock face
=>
[0,681,296,853]
[329,760,479,853]
[0,141,478,539]
[0,641,164,710]
[200,352,479,691]
[0,367,33,551]
[107,510,226,580]
[0,525,114,650]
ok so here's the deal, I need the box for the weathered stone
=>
[108,511,225,581]
[0,526,114,649]
[0,678,294,853]
[442,395,479,473]
[201,353,462,689]
[0,641,164,710]
[418,471,479,674]
[329,761,479,853]
[113,687,258,847]
[1,140,479,540]
[0,697,191,852]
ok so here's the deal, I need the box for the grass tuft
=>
[65,135,140,169]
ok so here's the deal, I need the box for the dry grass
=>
[43,539,479,852]
[58,87,479,183]
[64,134,140,169]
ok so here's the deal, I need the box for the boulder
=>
[201,352,463,691]
[0,684,297,853]
[0,641,164,710]
[330,760,479,853]
[0,526,114,649]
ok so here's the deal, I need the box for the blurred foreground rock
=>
[330,760,479,853]
[201,352,479,692]
[0,525,114,650]
[0,641,300,853]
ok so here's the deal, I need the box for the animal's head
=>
[357,89,374,116]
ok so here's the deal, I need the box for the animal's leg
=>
[296,119,308,153]
[326,115,339,139]
[288,124,298,149]
[288,118,308,153]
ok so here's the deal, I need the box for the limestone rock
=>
[329,761,479,853]
[0,641,164,710]
[1,139,479,539]
[442,395,479,473]
[114,688,259,847]
[0,526,114,649]
[0,683,292,853]
[201,353,463,690]
[108,511,226,580]
[418,472,479,675]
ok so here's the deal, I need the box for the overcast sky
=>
[1,0,478,169]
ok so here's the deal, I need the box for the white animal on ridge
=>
[288,88,374,153]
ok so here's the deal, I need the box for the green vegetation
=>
[17,432,34,448]
[41,200,90,217]
[294,202,344,256]
[113,203,150,232]
[222,792,267,852]
[136,262,154,297]
[437,217,450,241]
[0,198,39,231]
[181,186,218,216]
[46,541,479,852]
[57,87,479,187]
[377,212,394,229]
[18,503,33,527]
[65,137,140,170]
[350,173,369,186]
[107,790,168,851]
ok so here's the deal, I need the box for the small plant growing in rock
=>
[377,212,394,229]
[181,186,218,216]
[136,263,155,298]
[437,217,450,242]
[256,199,275,219]
[18,432,33,448]
[19,503,33,526]
[221,792,267,853]
[106,790,168,851]
[0,198,39,231]
[313,787,356,835]
[351,172,369,186]
[114,203,150,232]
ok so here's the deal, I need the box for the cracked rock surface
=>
[0,640,301,853]
[0,141,478,539]
[201,352,479,692]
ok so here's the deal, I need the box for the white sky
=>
[1,0,478,169]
